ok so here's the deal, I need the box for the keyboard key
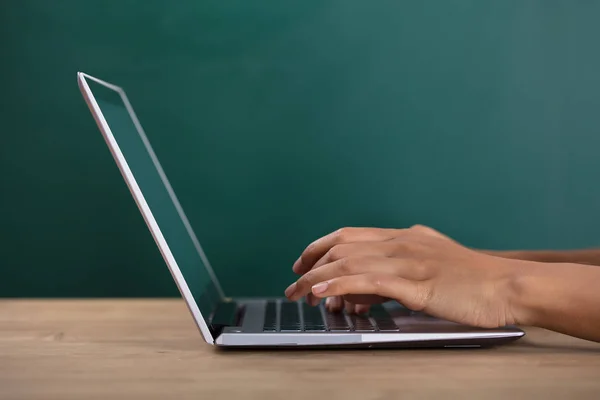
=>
[263,301,277,332]
[324,310,351,331]
[369,305,400,332]
[302,303,326,332]
[349,314,376,332]
[374,322,400,332]
[280,301,302,332]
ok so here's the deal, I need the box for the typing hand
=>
[291,225,452,314]
[286,225,523,329]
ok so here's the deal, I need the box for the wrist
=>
[506,264,537,326]
[505,260,554,327]
[505,261,600,341]
[507,261,580,327]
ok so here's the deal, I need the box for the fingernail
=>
[292,257,302,273]
[285,282,297,298]
[312,281,329,294]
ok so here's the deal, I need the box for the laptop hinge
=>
[208,300,242,337]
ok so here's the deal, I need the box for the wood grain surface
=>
[1,299,599,399]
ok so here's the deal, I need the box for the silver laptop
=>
[77,72,525,349]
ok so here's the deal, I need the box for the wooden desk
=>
[1,299,599,399]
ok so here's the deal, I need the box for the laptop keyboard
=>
[263,300,400,333]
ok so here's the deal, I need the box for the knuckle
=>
[333,227,347,241]
[299,272,317,288]
[303,241,317,256]
[330,278,344,291]
[410,224,437,237]
[337,256,357,275]
[410,225,434,237]
[410,224,427,231]
[300,243,318,264]
[333,227,355,241]
[328,244,346,261]
[410,224,434,234]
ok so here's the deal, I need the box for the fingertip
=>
[325,297,337,307]
[333,297,344,312]
[344,301,355,314]
[355,304,370,315]
[292,257,302,274]
[284,282,297,299]
[326,297,343,312]
[306,293,321,306]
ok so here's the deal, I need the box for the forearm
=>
[485,249,600,266]
[511,262,600,342]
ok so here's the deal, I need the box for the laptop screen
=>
[85,77,222,325]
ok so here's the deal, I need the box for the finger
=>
[306,292,321,306]
[293,224,446,274]
[325,296,344,312]
[310,273,424,311]
[289,256,394,300]
[311,241,395,272]
[293,227,402,275]
[326,297,377,315]
[300,243,396,305]
[293,224,445,275]
[355,304,371,315]
[343,294,389,305]
[287,256,425,301]
[343,302,374,315]
[345,300,356,314]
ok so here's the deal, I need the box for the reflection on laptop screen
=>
[87,79,221,322]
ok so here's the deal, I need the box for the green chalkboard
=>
[2,1,600,298]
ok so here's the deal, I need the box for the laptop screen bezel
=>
[77,72,219,344]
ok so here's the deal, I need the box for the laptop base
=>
[212,298,525,348]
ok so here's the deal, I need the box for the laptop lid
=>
[77,72,224,344]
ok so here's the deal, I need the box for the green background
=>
[2,1,600,298]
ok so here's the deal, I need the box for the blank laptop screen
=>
[87,78,221,322]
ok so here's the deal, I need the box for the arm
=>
[512,261,600,342]
[484,249,600,266]
[393,224,600,266]
[406,225,600,266]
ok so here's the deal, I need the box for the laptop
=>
[77,72,525,349]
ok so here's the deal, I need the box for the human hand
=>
[291,225,453,314]
[285,225,522,329]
